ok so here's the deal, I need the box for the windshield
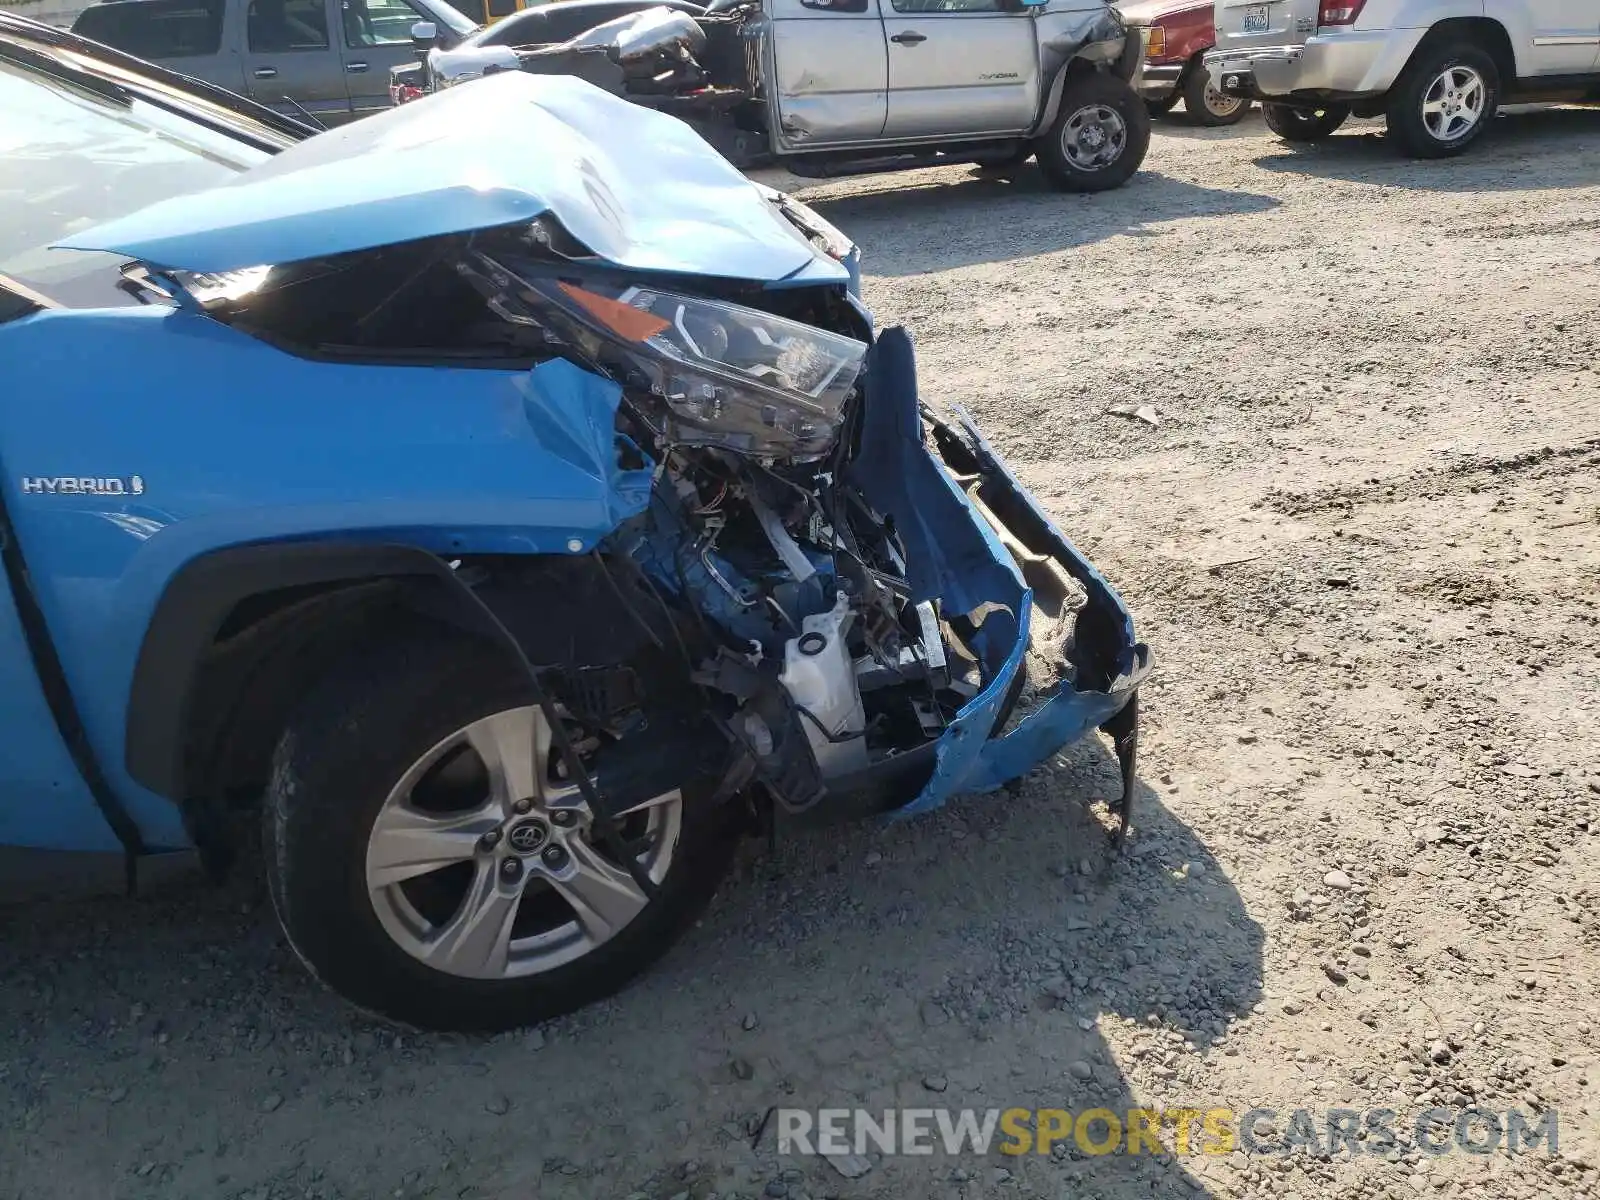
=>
[0,46,275,307]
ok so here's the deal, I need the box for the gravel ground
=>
[4,108,1600,1200]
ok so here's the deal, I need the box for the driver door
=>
[768,0,889,147]
[338,0,442,116]
[879,0,1037,139]
[242,0,353,122]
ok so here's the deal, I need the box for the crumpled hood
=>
[56,72,847,285]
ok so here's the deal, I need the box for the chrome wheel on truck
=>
[1182,64,1249,127]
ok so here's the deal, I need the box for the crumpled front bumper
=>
[1138,61,1184,99]
[835,327,1151,828]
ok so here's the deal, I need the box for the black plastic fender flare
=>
[125,541,468,801]
[0,460,146,881]
[1031,18,1142,137]
[128,538,678,898]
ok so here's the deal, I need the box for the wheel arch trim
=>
[1032,18,1140,136]
[125,540,470,802]
[1408,16,1515,87]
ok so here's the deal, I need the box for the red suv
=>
[1124,0,1250,126]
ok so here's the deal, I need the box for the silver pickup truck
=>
[402,0,1152,191]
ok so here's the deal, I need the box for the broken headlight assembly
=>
[462,251,868,460]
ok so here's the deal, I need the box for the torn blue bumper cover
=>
[850,328,1151,827]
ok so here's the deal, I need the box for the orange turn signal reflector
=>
[1146,24,1165,58]
[557,282,671,342]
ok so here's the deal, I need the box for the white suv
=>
[1204,0,1600,156]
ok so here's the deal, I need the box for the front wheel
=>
[1262,102,1350,142]
[1384,42,1498,158]
[1034,72,1151,193]
[263,627,741,1031]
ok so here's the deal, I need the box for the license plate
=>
[1242,4,1269,33]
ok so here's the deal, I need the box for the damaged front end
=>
[459,245,1148,828]
[423,227,1149,826]
[63,73,1146,833]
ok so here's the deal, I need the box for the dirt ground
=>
[4,108,1600,1200]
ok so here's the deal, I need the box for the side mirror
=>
[410,19,437,63]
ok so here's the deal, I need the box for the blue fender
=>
[0,305,649,850]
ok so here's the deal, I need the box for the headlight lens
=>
[618,286,861,407]
[467,253,868,460]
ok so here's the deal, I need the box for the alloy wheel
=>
[364,705,682,980]
[1421,65,1486,143]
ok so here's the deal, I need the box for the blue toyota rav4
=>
[0,14,1148,1030]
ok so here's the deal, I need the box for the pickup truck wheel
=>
[1181,62,1249,126]
[262,627,741,1032]
[1261,102,1349,142]
[1385,43,1498,158]
[1035,72,1151,193]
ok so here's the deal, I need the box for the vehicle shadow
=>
[1252,105,1600,190]
[799,170,1281,276]
[0,734,1264,1200]
[1147,108,1268,141]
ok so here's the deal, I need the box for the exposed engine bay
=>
[442,223,1090,812]
[136,203,1103,818]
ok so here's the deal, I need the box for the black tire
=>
[1384,41,1498,158]
[1034,71,1151,193]
[1145,94,1179,117]
[1262,101,1350,142]
[263,625,741,1031]
[1181,60,1249,127]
